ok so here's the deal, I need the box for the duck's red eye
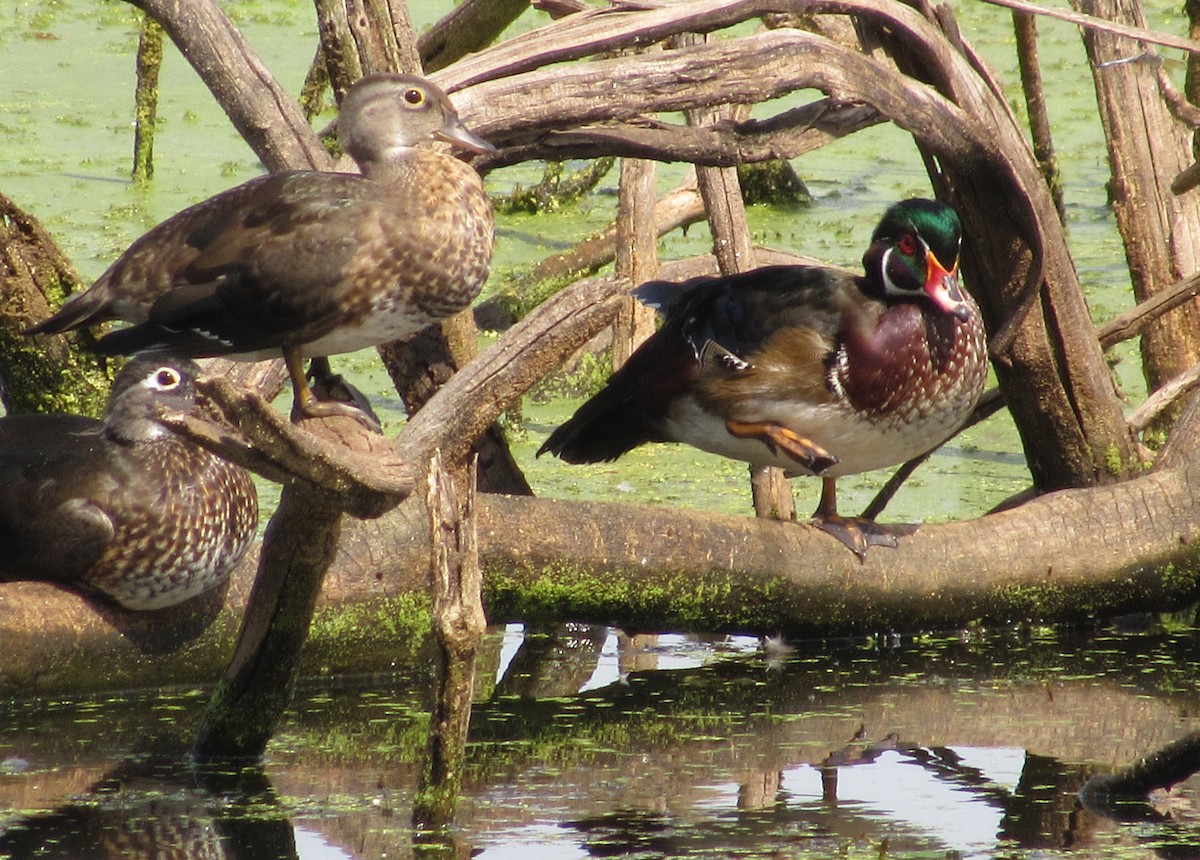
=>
[897,234,920,255]
[403,88,424,106]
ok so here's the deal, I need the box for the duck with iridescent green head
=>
[539,198,988,558]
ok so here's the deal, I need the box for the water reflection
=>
[0,750,296,859]
[3,622,1200,858]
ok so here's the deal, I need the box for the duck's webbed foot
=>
[811,476,916,560]
[812,512,906,560]
[286,352,383,433]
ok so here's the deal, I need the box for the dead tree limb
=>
[419,0,530,74]
[193,481,344,759]
[610,157,660,368]
[412,451,485,833]
[1078,0,1200,433]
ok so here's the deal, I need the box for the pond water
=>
[2,0,1198,858]
[3,621,1200,859]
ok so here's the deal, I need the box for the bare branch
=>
[977,0,1200,56]
[156,378,414,520]
[1097,271,1200,350]
[1128,362,1200,434]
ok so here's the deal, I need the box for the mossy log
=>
[2,419,1199,697]
[0,192,109,417]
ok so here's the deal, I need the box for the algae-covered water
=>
[2,0,1198,858]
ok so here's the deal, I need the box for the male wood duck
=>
[27,73,495,428]
[539,198,988,558]
[0,356,259,609]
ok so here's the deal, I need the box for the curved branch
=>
[155,385,413,520]
[482,102,883,171]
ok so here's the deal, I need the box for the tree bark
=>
[132,13,163,183]
[194,480,344,759]
[1012,10,1064,220]
[412,452,485,833]
[418,0,530,74]
[1076,0,1200,434]
[1187,0,1200,160]
[610,158,660,369]
[314,0,422,101]
[0,193,108,417]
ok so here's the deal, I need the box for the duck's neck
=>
[354,145,420,182]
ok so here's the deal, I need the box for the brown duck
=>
[28,73,495,426]
[0,356,258,609]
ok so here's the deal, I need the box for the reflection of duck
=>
[540,199,987,557]
[0,754,296,860]
[28,73,495,428]
[0,356,257,610]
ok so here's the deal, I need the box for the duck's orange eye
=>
[403,88,424,106]
[897,234,919,255]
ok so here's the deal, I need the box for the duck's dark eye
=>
[897,234,920,256]
[403,87,424,106]
[154,368,181,389]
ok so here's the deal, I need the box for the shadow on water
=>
[3,620,1200,857]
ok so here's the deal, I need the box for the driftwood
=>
[1079,0,1200,430]
[4,248,1200,694]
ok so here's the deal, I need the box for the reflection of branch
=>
[1080,731,1200,820]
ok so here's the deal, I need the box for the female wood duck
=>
[539,198,988,558]
[0,356,259,609]
[27,73,495,428]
